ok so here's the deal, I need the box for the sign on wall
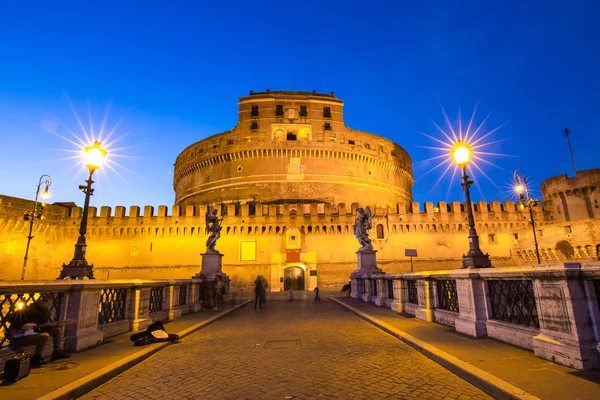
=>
[240,240,257,261]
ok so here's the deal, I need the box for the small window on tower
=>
[227,140,234,145]
[513,233,519,240]
[275,104,284,116]
[300,105,307,117]
[488,234,497,243]
[251,105,259,117]
[324,123,331,130]
[213,144,219,149]
[348,140,355,145]
[364,143,371,149]
[250,121,258,130]
[323,107,331,118]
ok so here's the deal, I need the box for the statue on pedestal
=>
[205,209,223,253]
[354,206,373,251]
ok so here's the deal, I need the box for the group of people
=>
[197,276,226,311]
[253,275,269,309]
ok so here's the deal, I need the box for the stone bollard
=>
[288,287,294,301]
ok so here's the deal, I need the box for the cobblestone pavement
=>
[83,297,491,400]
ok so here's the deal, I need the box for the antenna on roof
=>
[564,127,577,175]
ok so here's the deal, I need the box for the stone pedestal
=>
[454,276,487,337]
[415,278,435,322]
[193,252,231,306]
[64,286,104,352]
[531,263,600,370]
[350,250,384,300]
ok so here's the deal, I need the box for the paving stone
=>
[82,299,491,399]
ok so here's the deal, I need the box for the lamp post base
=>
[462,252,493,269]
[59,260,95,279]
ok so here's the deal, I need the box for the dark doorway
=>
[284,267,304,290]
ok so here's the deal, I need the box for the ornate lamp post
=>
[21,174,52,280]
[514,168,541,264]
[453,141,492,268]
[59,141,107,279]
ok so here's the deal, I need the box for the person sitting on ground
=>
[6,296,70,367]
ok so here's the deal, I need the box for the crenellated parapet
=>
[540,168,600,223]
[50,198,548,240]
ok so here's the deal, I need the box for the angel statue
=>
[205,209,224,253]
[354,206,373,251]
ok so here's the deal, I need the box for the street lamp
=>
[453,141,492,268]
[59,141,107,279]
[514,168,541,264]
[21,174,52,280]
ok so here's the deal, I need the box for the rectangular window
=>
[488,234,496,243]
[251,105,259,117]
[317,203,325,214]
[239,240,257,261]
[275,104,284,116]
[250,121,258,130]
[348,140,355,145]
[513,233,519,240]
[227,139,234,145]
[323,106,331,118]
[364,143,371,149]
[213,144,219,149]
[300,105,307,117]
[324,122,331,130]
[303,204,311,214]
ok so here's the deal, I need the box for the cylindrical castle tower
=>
[173,90,413,207]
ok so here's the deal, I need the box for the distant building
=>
[1,90,598,289]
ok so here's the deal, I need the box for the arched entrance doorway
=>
[284,266,304,290]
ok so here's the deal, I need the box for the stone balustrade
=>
[0,279,223,371]
[351,262,600,371]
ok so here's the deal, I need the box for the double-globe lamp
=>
[514,169,541,264]
[452,141,492,268]
[21,175,52,280]
[59,141,107,279]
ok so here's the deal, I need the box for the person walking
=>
[215,276,225,311]
[260,275,268,305]
[253,275,264,310]
[198,277,207,310]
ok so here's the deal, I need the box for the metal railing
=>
[149,286,164,313]
[1,292,64,347]
[488,280,539,328]
[179,285,187,306]
[98,288,127,325]
[435,279,459,313]
[407,280,418,304]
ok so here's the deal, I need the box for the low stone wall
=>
[351,262,600,371]
[0,278,225,372]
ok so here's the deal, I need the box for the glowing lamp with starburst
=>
[452,142,470,166]
[84,141,107,173]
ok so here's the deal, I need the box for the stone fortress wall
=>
[2,190,598,290]
[1,90,598,290]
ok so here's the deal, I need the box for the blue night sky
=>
[0,1,598,209]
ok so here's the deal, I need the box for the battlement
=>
[62,199,542,220]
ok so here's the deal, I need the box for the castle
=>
[1,90,599,290]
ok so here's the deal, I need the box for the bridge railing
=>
[0,278,217,371]
[351,262,600,371]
